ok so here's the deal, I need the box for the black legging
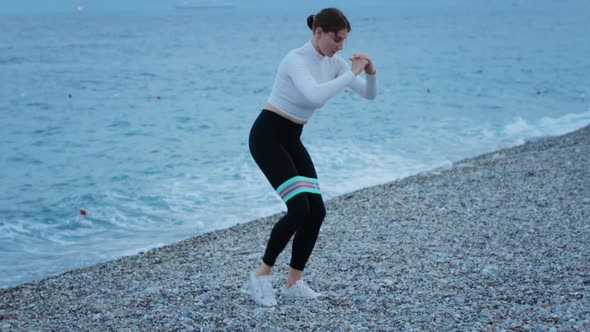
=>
[249,110,326,271]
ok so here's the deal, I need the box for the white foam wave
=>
[503,110,590,145]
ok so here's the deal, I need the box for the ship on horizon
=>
[176,0,235,9]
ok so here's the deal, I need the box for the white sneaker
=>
[280,280,322,300]
[247,272,277,307]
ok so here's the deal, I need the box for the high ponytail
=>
[306,15,315,30]
[306,8,351,34]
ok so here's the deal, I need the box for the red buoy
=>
[80,209,87,215]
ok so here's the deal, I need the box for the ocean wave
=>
[0,56,28,65]
[503,110,590,144]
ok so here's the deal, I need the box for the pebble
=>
[354,295,368,304]
[246,253,261,259]
[382,278,394,286]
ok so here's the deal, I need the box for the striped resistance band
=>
[276,176,322,203]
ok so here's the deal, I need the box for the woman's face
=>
[315,28,348,57]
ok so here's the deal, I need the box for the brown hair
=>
[306,8,351,34]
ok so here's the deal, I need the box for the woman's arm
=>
[286,55,365,108]
[338,55,377,100]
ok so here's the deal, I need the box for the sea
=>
[1,1,589,288]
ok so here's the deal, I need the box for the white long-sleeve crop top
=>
[266,41,377,122]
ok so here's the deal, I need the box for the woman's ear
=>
[314,27,323,36]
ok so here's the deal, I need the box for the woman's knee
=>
[312,204,326,223]
[286,194,311,221]
[307,194,326,224]
[286,193,325,226]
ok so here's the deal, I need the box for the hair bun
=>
[306,14,315,30]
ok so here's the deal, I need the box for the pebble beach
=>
[1,125,589,331]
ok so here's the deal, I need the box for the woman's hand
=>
[350,57,369,76]
[351,52,376,75]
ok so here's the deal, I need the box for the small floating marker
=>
[157,96,161,100]
[80,209,87,215]
[77,5,84,12]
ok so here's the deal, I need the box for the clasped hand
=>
[349,52,376,76]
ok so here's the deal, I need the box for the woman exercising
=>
[248,7,377,307]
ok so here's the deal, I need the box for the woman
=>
[248,8,377,307]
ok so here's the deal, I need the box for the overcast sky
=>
[0,0,402,13]
[2,0,578,14]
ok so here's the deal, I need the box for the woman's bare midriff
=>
[263,103,307,125]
